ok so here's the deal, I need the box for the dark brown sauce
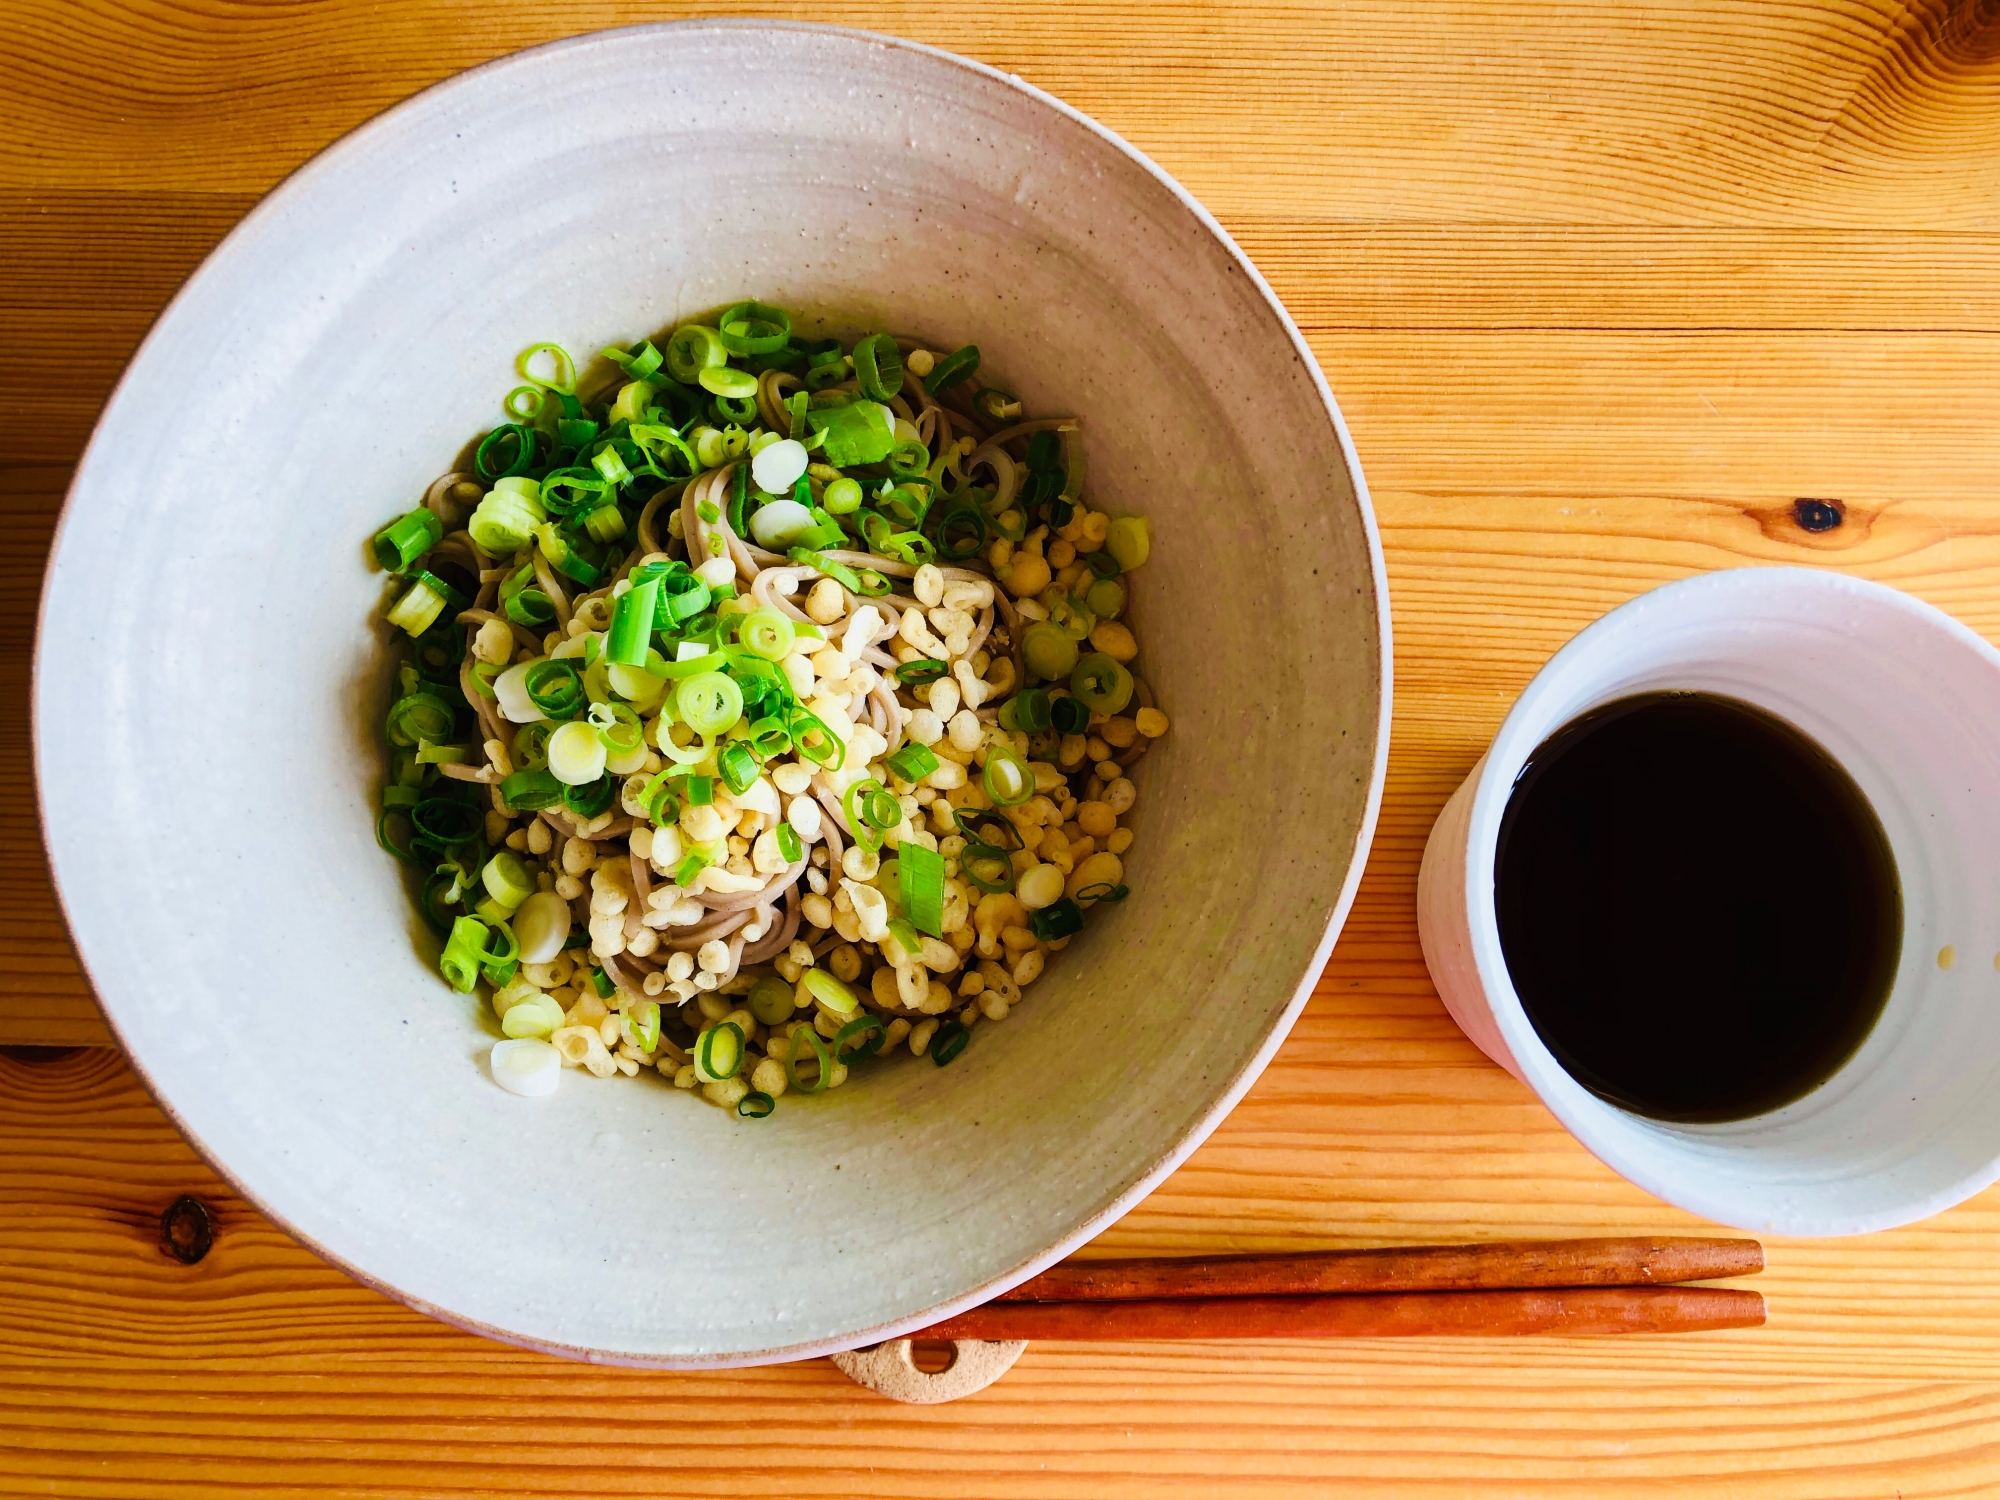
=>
[1494,691,1900,1123]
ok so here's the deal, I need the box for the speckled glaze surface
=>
[35,21,1389,1365]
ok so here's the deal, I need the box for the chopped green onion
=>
[717,300,792,356]
[675,671,744,735]
[674,849,712,887]
[503,385,545,422]
[588,965,615,999]
[606,578,660,667]
[957,839,1015,894]
[1105,515,1151,571]
[789,709,845,770]
[698,365,759,398]
[468,475,546,552]
[386,575,450,637]
[821,476,863,514]
[886,916,923,956]
[414,739,470,765]
[386,691,456,748]
[787,1025,835,1092]
[802,968,859,1016]
[898,841,946,937]
[583,504,627,543]
[481,852,536,910]
[774,822,803,863]
[930,1017,970,1066]
[973,388,1022,423]
[1030,898,1086,941]
[886,744,939,784]
[863,786,902,831]
[665,324,729,384]
[636,769,681,827]
[547,721,608,785]
[738,607,796,662]
[478,919,520,987]
[1075,881,1131,904]
[525,659,586,718]
[603,339,665,381]
[834,1014,887,1062]
[717,741,759,796]
[626,998,661,1051]
[516,341,576,393]
[439,916,488,993]
[748,976,796,1026]
[982,745,1034,806]
[896,659,949,687]
[1025,430,1060,471]
[1022,620,1081,681]
[409,798,482,848]
[562,773,617,819]
[923,344,981,394]
[376,807,416,864]
[999,689,1051,735]
[805,400,896,467]
[1070,652,1135,714]
[500,767,564,811]
[852,333,904,403]
[591,701,645,758]
[930,499,990,561]
[373,508,444,571]
[474,423,537,481]
[694,1021,745,1083]
[682,775,715,805]
[737,1091,776,1118]
[1086,550,1122,580]
[1084,577,1126,620]
[746,715,793,759]
[1051,694,1091,736]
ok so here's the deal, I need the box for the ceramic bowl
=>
[36,21,1389,1366]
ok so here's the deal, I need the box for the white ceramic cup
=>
[1418,567,2000,1235]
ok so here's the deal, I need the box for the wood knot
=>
[1792,498,1844,533]
[160,1196,214,1265]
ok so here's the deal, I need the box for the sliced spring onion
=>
[1030,898,1086,941]
[1074,881,1131,904]
[774,822,803,863]
[982,745,1035,807]
[694,1021,745,1083]
[474,423,537,481]
[1021,619,1081,681]
[896,658,949,687]
[439,916,488,993]
[675,672,744,735]
[588,965,615,999]
[386,691,456,748]
[591,701,645,757]
[414,739,470,765]
[787,1025,835,1092]
[524,658,586,718]
[718,300,791,356]
[802,968,859,1016]
[1070,652,1134,715]
[737,1091,776,1118]
[562,773,617,819]
[410,798,481,848]
[717,741,759,796]
[512,720,554,769]
[386,575,449,637]
[852,333,904,403]
[898,841,947,937]
[922,344,980,394]
[373,508,444,571]
[821,476,863,514]
[481,852,536,909]
[750,437,810,494]
[886,916,923,956]
[547,721,608,785]
[737,607,796,661]
[698,365,759,398]
[748,976,796,1026]
[635,769,681,827]
[930,1017,970,1066]
[789,709,845,770]
[491,1038,561,1096]
[1050,694,1091,736]
[603,339,665,380]
[682,774,716,806]
[583,504,627,543]
[999,689,1051,735]
[467,474,547,552]
[885,743,940,784]
[973,387,1022,423]
[606,577,661,667]
[674,849,712,887]
[499,767,564,811]
[1085,576,1126,620]
[665,324,729,383]
[479,919,520,986]
[834,1014,887,1062]
[1105,515,1151,571]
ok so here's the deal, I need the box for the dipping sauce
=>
[1494,691,1901,1122]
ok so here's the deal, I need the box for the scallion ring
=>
[439,915,489,993]
[674,671,744,736]
[694,1021,745,1083]
[717,300,792,356]
[930,1017,970,1067]
[665,324,728,384]
[982,745,1034,807]
[922,344,980,395]
[851,333,903,404]
[524,659,586,719]
[737,1091,777,1119]
[787,1025,835,1093]
[896,659,950,687]
[833,1014,887,1063]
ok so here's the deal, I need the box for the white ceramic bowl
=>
[36,21,1389,1366]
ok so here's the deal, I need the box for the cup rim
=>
[1461,566,2000,1234]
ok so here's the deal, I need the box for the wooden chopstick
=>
[920,1285,1765,1342]
[997,1235,1764,1302]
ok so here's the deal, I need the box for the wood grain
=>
[5,0,2000,1494]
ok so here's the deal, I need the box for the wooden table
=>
[5,3,1999,1493]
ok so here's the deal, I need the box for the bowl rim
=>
[33,17,1395,1367]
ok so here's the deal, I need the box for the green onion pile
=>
[371,304,1169,1112]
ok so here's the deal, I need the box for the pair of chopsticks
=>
[915,1236,1766,1341]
